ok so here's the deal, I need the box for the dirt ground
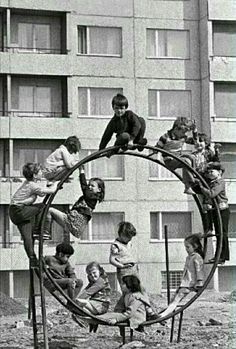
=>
[0,291,235,349]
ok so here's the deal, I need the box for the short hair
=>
[64,136,81,154]
[117,221,137,238]
[89,177,105,202]
[86,261,105,278]
[122,275,141,293]
[171,117,193,132]
[112,94,128,109]
[56,243,74,256]
[206,161,225,173]
[198,133,211,147]
[22,163,41,181]
[185,234,204,259]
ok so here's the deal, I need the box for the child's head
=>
[86,261,105,283]
[205,162,224,181]
[88,177,105,202]
[117,221,137,244]
[55,242,74,264]
[64,136,81,154]
[122,275,141,293]
[23,162,42,181]
[112,94,128,117]
[171,117,193,139]
[184,234,204,258]
[195,133,210,152]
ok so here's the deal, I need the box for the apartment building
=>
[0,0,235,298]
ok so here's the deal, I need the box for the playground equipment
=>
[28,144,223,348]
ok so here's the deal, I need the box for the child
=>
[110,221,157,320]
[44,243,83,300]
[43,136,81,184]
[75,261,111,315]
[158,234,204,319]
[44,165,105,239]
[9,163,57,261]
[97,275,151,331]
[155,117,198,194]
[99,94,147,154]
[197,162,230,264]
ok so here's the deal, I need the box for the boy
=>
[9,163,57,261]
[44,243,83,300]
[198,162,230,264]
[110,221,158,321]
[99,94,147,154]
[155,117,198,194]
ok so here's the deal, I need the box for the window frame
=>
[77,25,122,57]
[79,211,125,243]
[219,143,236,181]
[150,211,193,241]
[213,83,236,122]
[146,28,190,60]
[147,89,192,120]
[161,270,183,291]
[17,22,51,53]
[78,87,123,118]
[148,152,180,181]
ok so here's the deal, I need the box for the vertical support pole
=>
[38,249,49,349]
[29,263,39,349]
[164,225,170,305]
[177,311,184,343]
[130,328,133,341]
[170,316,175,343]
[119,326,126,345]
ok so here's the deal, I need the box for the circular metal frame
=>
[37,144,223,325]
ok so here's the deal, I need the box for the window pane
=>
[150,212,160,239]
[160,91,190,118]
[35,24,50,51]
[0,206,10,245]
[50,205,69,243]
[149,152,176,179]
[213,23,236,57]
[161,271,182,290]
[0,78,3,114]
[19,86,34,111]
[214,84,236,118]
[91,154,124,179]
[228,205,236,238]
[167,30,189,58]
[78,26,87,54]
[220,143,236,179]
[148,90,157,116]
[158,30,166,56]
[18,23,33,48]
[146,29,156,56]
[36,87,51,113]
[89,27,121,55]
[162,212,192,239]
[78,88,88,115]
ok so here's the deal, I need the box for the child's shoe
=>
[184,187,195,195]
[136,138,147,152]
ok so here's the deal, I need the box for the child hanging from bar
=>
[44,165,105,239]
[158,234,204,319]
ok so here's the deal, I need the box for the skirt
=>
[64,210,89,239]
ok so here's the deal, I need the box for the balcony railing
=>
[4,46,67,54]
[10,111,70,118]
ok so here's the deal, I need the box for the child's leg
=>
[47,207,67,231]
[43,166,68,182]
[115,133,131,147]
[53,278,83,300]
[159,288,189,318]
[18,221,36,258]
[212,208,230,262]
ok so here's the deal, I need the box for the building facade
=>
[0,0,235,298]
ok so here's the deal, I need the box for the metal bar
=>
[170,316,175,343]
[177,311,184,343]
[164,225,170,305]
[29,264,39,349]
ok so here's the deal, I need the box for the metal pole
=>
[164,225,170,305]
[177,311,184,343]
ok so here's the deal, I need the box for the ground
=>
[0,291,235,349]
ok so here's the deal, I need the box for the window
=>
[229,205,236,239]
[0,140,9,177]
[80,149,124,180]
[11,77,64,117]
[213,22,236,57]
[149,152,181,180]
[17,22,50,53]
[81,212,124,241]
[78,26,122,56]
[0,77,3,115]
[0,206,10,246]
[148,90,191,119]
[13,140,62,177]
[146,29,189,59]
[150,211,192,239]
[214,83,236,119]
[78,87,122,117]
[0,13,3,51]
[220,143,236,179]
[161,271,182,291]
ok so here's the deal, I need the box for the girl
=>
[9,163,57,260]
[75,261,111,315]
[158,234,204,319]
[43,136,81,184]
[97,275,151,331]
[44,165,105,239]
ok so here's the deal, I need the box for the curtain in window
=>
[228,206,236,238]
[0,78,3,114]
[78,88,88,115]
[18,23,33,49]
[162,212,191,239]
[146,29,156,56]
[92,212,123,240]
[91,155,123,178]
[215,84,236,118]
[36,87,51,113]
[90,88,122,116]
[213,24,236,57]
[89,27,121,55]
[35,24,50,51]
[160,91,190,118]
[19,86,51,115]
[149,153,175,179]
[78,26,87,54]
[220,144,236,179]
[19,86,34,111]
[167,31,189,58]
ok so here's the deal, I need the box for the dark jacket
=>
[79,276,111,304]
[44,255,76,279]
[99,110,142,150]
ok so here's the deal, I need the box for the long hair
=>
[89,177,105,202]
[185,234,204,259]
[122,275,141,293]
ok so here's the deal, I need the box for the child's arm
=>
[99,120,114,150]
[198,180,225,199]
[193,255,204,289]
[79,278,106,299]
[109,244,133,269]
